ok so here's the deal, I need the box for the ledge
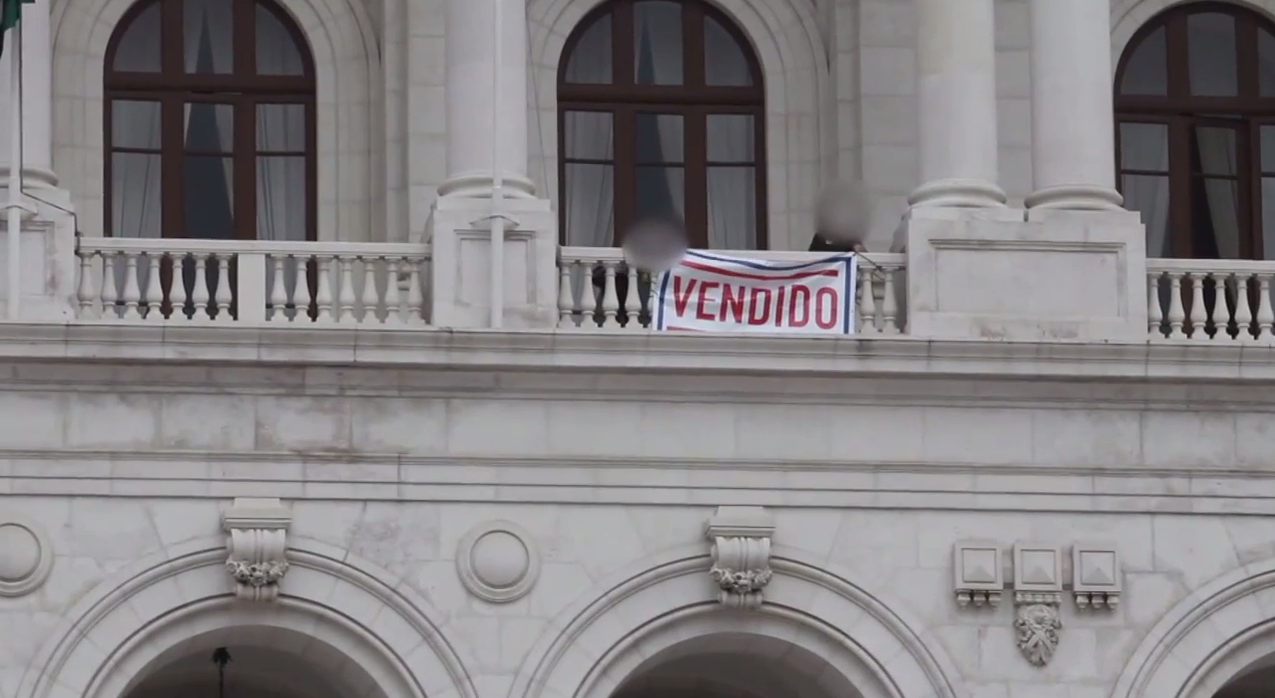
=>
[0,321,1267,380]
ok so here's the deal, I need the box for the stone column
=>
[439,0,536,199]
[909,0,1006,208]
[0,1,56,190]
[1025,0,1123,212]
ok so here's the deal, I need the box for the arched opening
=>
[556,0,766,251]
[607,631,863,698]
[1115,1,1275,260]
[1215,662,1275,698]
[120,626,380,698]
[104,0,317,242]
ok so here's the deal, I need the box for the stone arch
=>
[1111,0,1275,69]
[526,0,827,252]
[508,543,965,698]
[1110,556,1275,698]
[49,0,378,241]
[16,535,478,698]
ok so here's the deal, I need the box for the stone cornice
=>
[5,449,1275,515]
[0,322,1273,384]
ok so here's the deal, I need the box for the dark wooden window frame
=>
[103,0,318,241]
[1115,1,1275,260]
[557,0,767,249]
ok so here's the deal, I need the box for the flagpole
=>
[6,14,22,320]
[488,0,504,329]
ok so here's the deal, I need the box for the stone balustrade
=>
[557,247,905,334]
[1147,259,1275,342]
[75,238,430,325]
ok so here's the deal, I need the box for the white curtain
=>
[705,115,753,249]
[1120,123,1171,257]
[1196,127,1240,259]
[183,0,233,74]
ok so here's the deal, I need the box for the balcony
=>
[64,235,1275,345]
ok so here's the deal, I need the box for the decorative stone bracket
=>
[705,506,774,610]
[953,541,1003,608]
[1012,543,1063,668]
[1072,542,1122,610]
[222,497,292,602]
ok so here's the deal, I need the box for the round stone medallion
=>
[0,519,52,596]
[456,521,539,603]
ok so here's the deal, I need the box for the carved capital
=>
[1012,543,1063,667]
[222,498,292,602]
[705,506,774,610]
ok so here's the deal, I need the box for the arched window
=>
[1116,2,1275,260]
[558,0,766,250]
[104,0,316,241]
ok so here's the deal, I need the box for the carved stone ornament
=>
[705,506,775,610]
[953,541,1003,608]
[222,497,292,602]
[1012,542,1063,667]
[1072,542,1121,610]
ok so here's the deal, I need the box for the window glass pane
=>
[184,155,235,239]
[704,16,751,86]
[184,103,234,153]
[184,0,234,74]
[111,153,162,238]
[1118,122,1168,172]
[1192,125,1237,176]
[635,166,684,221]
[1196,177,1241,259]
[1187,13,1238,97]
[1262,178,1275,258]
[256,104,307,152]
[707,115,754,162]
[112,101,162,149]
[563,112,614,160]
[1262,125,1275,172]
[113,3,161,72]
[707,166,755,249]
[1261,30,1275,96]
[563,163,615,246]
[634,1,682,85]
[635,113,683,163]
[1120,26,1167,95]
[257,4,306,75]
[257,156,307,241]
[1122,174,1171,257]
[564,14,612,84]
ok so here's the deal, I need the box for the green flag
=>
[0,0,36,60]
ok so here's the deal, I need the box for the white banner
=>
[653,251,857,334]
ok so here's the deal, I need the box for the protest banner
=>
[653,251,857,334]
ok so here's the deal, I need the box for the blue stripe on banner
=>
[655,269,672,330]
[842,256,853,334]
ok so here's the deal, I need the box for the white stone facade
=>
[0,1,1274,698]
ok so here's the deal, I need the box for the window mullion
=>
[233,97,257,240]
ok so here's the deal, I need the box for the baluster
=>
[1233,273,1253,341]
[1259,274,1275,340]
[1147,272,1163,336]
[880,267,899,334]
[101,252,120,319]
[1188,272,1207,340]
[406,258,425,324]
[383,257,403,325]
[191,254,211,320]
[120,253,141,319]
[359,256,380,324]
[314,255,335,322]
[269,255,288,322]
[337,257,357,323]
[144,253,162,320]
[858,265,877,333]
[214,255,233,322]
[622,264,640,330]
[1166,272,1185,338]
[76,251,95,318]
[600,262,620,328]
[558,260,575,328]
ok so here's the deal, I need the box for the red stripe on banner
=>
[664,325,707,332]
[679,260,841,282]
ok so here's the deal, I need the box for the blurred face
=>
[815,181,869,244]
[622,218,689,272]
